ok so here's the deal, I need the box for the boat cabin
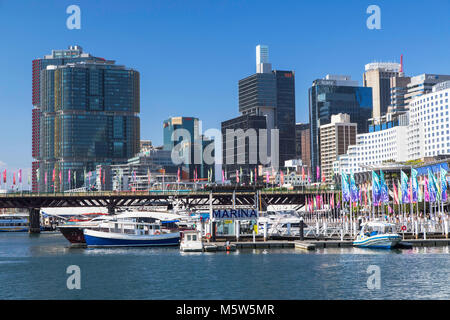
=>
[360,222,396,237]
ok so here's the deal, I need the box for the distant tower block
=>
[256,44,272,73]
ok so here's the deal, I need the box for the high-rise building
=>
[33,46,140,192]
[404,74,450,106]
[221,114,267,182]
[363,62,402,118]
[319,114,356,183]
[163,117,214,180]
[32,45,111,192]
[295,123,310,167]
[308,75,372,179]
[233,45,295,173]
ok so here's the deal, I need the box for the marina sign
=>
[212,209,259,221]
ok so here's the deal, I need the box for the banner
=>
[380,170,389,204]
[411,168,419,203]
[341,172,350,202]
[428,169,438,202]
[372,171,381,205]
[440,167,447,201]
[401,170,410,204]
[349,172,359,202]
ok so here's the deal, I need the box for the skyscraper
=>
[33,46,140,192]
[308,75,372,179]
[163,117,214,180]
[232,45,296,171]
[363,62,402,118]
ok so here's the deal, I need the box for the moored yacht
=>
[353,221,401,249]
[83,219,180,247]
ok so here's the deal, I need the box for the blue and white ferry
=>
[83,219,180,247]
[353,221,401,249]
[0,213,29,232]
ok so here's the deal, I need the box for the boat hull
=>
[353,234,401,249]
[84,229,180,247]
[58,226,86,244]
[0,227,29,232]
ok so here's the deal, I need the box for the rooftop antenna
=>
[400,54,403,73]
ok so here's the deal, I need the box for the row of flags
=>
[341,167,448,206]
[0,169,28,186]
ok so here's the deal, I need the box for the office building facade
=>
[363,62,402,118]
[221,114,267,182]
[33,46,140,192]
[163,117,214,180]
[234,45,296,171]
[319,114,356,183]
[308,75,372,180]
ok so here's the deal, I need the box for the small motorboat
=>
[353,221,401,249]
[180,230,203,252]
[83,219,180,247]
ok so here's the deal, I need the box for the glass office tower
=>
[33,46,140,192]
[308,76,372,180]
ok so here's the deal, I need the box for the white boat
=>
[83,218,180,247]
[258,210,302,236]
[180,230,203,252]
[353,221,401,249]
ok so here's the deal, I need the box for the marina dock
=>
[205,238,450,251]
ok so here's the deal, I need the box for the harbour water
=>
[0,232,449,300]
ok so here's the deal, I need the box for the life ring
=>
[155,230,161,235]
[401,225,407,231]
[205,233,212,240]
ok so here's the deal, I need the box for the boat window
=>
[192,235,197,241]
[187,235,191,241]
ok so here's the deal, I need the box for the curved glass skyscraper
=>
[32,46,140,192]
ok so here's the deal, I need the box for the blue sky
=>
[0,0,449,188]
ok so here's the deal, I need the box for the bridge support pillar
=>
[29,208,41,234]
[107,206,115,215]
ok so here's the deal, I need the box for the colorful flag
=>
[380,170,389,204]
[411,168,419,203]
[316,166,320,181]
[372,171,381,205]
[280,171,284,186]
[393,181,399,205]
[401,170,410,204]
[341,172,350,202]
[440,167,447,201]
[52,168,55,182]
[18,169,22,184]
[424,176,430,202]
[266,171,269,183]
[13,172,16,185]
[236,169,239,183]
[349,172,359,202]
[418,176,423,202]
[68,169,71,184]
[3,169,6,183]
[428,169,438,202]
[331,193,335,209]
[301,166,305,181]
[222,169,225,182]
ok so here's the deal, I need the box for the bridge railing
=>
[0,188,339,198]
